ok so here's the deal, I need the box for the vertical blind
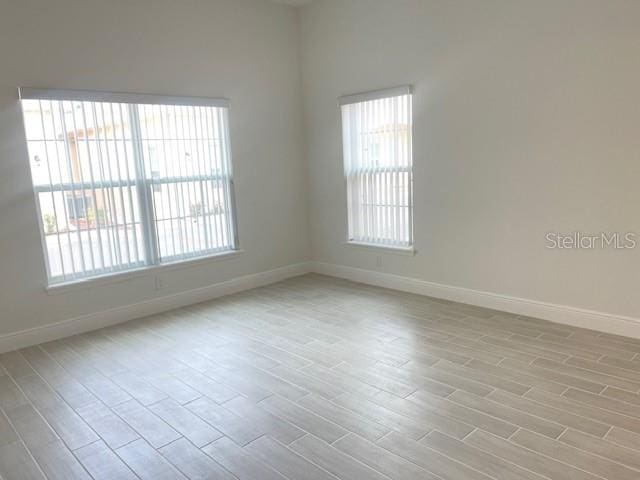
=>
[341,86,413,248]
[20,89,237,284]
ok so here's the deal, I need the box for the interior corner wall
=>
[299,0,640,322]
[0,0,309,338]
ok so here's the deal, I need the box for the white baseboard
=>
[0,262,313,354]
[3,259,639,353]
[311,261,640,339]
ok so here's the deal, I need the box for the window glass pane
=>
[341,90,413,247]
[137,104,236,262]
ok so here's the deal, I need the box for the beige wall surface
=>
[299,0,640,318]
[0,0,309,336]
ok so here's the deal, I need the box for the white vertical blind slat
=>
[114,104,134,265]
[59,101,87,274]
[106,103,127,267]
[91,102,116,269]
[50,100,76,277]
[69,101,97,271]
[157,105,177,258]
[38,100,65,279]
[217,108,234,248]
[194,107,211,250]
[79,101,106,271]
[205,108,222,250]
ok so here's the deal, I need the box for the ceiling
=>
[271,0,313,6]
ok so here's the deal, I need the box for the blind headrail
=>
[19,88,230,108]
[339,85,411,106]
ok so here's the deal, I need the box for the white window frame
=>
[339,85,414,251]
[19,88,240,289]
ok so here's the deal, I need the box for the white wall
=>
[0,0,309,337]
[300,0,640,320]
[3,0,640,342]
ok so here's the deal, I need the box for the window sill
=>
[45,249,245,295]
[343,241,416,256]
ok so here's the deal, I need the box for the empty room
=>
[1,0,640,478]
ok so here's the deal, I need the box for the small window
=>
[20,88,239,285]
[340,86,413,248]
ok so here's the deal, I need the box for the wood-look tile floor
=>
[2,274,640,479]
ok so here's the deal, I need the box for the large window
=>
[20,88,238,285]
[340,86,413,249]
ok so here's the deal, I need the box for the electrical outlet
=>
[154,276,165,291]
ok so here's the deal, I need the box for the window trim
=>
[20,88,240,287]
[339,85,414,250]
